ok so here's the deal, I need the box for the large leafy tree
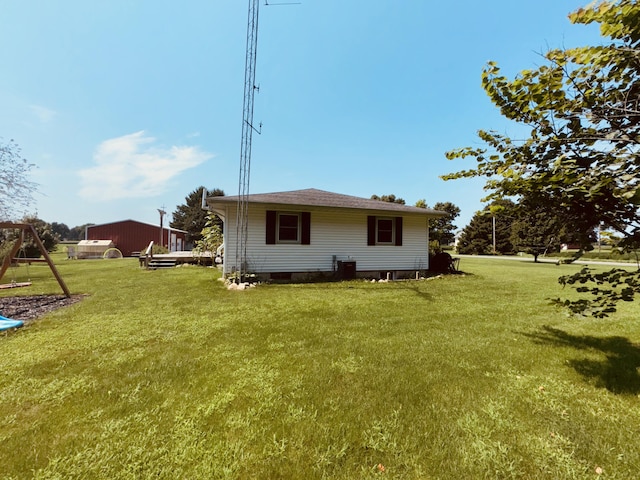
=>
[171,187,224,245]
[0,216,58,259]
[457,200,516,255]
[444,1,640,316]
[51,222,71,241]
[416,200,460,253]
[0,138,36,220]
[22,216,58,257]
[428,201,461,246]
[509,209,565,262]
[192,212,224,262]
[510,195,597,262]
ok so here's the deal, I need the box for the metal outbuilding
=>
[85,220,188,257]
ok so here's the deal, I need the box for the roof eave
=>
[206,199,445,217]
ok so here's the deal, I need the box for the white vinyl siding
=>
[221,205,429,274]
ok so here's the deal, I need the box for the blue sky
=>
[0,1,602,231]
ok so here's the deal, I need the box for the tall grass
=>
[1,255,639,479]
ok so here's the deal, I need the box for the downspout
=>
[221,206,228,276]
[426,216,431,271]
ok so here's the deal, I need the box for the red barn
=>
[85,220,188,257]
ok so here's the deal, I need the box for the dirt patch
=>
[0,295,86,322]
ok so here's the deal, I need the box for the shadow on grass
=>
[396,283,434,301]
[297,281,435,302]
[523,326,640,395]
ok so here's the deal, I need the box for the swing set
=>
[1,235,32,289]
[0,222,70,297]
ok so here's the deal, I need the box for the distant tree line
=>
[370,194,405,205]
[456,197,596,261]
[50,223,95,241]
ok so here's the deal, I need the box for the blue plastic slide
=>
[0,314,24,331]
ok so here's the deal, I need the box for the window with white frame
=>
[376,217,394,244]
[266,210,311,245]
[367,215,403,246]
[277,212,300,243]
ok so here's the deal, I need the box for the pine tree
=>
[171,187,224,245]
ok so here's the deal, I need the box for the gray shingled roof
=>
[207,188,445,216]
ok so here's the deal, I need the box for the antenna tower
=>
[236,0,261,282]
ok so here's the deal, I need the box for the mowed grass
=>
[1,255,639,479]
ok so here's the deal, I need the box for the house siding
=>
[220,205,429,276]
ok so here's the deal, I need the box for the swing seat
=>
[0,315,24,331]
[0,281,32,289]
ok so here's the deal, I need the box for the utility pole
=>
[158,207,166,248]
[236,0,261,283]
[492,215,496,255]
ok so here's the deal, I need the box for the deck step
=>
[148,260,177,270]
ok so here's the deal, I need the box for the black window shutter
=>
[301,212,311,245]
[266,210,277,244]
[367,216,376,246]
[395,217,403,246]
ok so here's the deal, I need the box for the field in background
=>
[1,254,639,479]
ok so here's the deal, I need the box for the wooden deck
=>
[142,251,215,266]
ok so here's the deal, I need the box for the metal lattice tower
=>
[236,0,261,282]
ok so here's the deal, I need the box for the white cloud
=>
[78,131,213,200]
[29,105,56,123]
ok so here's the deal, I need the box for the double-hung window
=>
[367,216,403,246]
[277,213,300,243]
[376,218,394,244]
[266,211,311,245]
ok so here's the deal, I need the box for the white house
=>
[206,188,444,281]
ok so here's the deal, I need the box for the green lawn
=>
[1,255,639,479]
